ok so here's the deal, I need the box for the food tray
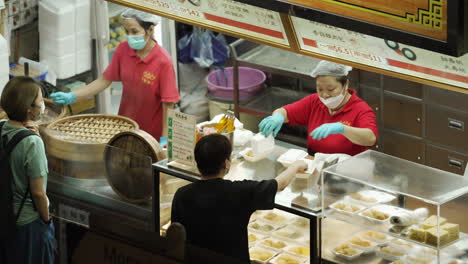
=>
[269,252,307,264]
[359,230,391,245]
[346,190,396,205]
[329,200,366,215]
[347,236,378,254]
[404,254,436,264]
[273,227,308,242]
[256,209,294,228]
[389,239,416,252]
[249,220,277,233]
[359,204,409,224]
[332,244,363,261]
[377,246,406,262]
[248,230,267,246]
[289,216,310,230]
[249,245,279,264]
[257,237,290,251]
[285,244,310,258]
[46,114,138,144]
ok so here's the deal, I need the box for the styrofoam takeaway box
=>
[0,34,9,76]
[39,27,76,56]
[75,31,92,51]
[40,49,76,79]
[38,0,75,39]
[76,48,91,74]
[73,0,91,32]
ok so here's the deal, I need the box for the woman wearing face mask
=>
[0,77,55,264]
[49,9,180,141]
[259,60,378,156]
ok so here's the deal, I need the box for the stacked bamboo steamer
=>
[104,129,166,203]
[42,114,139,179]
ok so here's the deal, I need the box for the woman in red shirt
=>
[259,61,377,156]
[50,9,180,141]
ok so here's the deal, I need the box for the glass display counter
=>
[321,150,468,264]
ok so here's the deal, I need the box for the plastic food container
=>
[249,246,279,264]
[359,230,391,245]
[248,230,267,246]
[269,252,306,264]
[206,67,266,101]
[257,237,289,251]
[404,254,436,264]
[248,220,277,233]
[388,239,415,252]
[277,149,308,167]
[285,244,310,257]
[347,236,378,254]
[9,63,48,80]
[359,204,407,224]
[257,209,293,228]
[289,217,310,230]
[240,147,268,162]
[346,190,396,205]
[273,227,307,242]
[330,200,366,215]
[332,244,363,261]
[377,246,406,262]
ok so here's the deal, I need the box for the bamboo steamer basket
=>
[43,114,139,179]
[104,129,166,203]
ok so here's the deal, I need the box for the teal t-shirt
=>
[1,120,49,225]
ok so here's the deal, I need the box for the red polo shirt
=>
[283,89,378,156]
[103,41,180,140]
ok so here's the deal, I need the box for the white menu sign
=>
[292,17,468,89]
[167,109,196,168]
[116,0,289,46]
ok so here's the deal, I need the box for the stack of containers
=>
[39,0,91,79]
[0,34,9,94]
[74,0,92,74]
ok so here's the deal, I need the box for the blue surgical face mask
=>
[127,34,147,50]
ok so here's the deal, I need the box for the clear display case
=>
[321,150,468,264]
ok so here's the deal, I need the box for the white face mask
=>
[40,101,45,115]
[319,87,347,109]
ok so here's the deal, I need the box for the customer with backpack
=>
[0,77,55,264]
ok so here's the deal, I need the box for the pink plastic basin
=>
[206,67,266,101]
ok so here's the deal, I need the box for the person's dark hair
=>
[134,17,154,32]
[316,75,348,87]
[0,76,40,122]
[335,76,348,87]
[195,134,232,177]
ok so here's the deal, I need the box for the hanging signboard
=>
[167,109,197,171]
[287,0,447,41]
[292,17,468,89]
[108,0,291,48]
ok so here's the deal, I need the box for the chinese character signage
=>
[292,17,468,89]
[167,109,197,168]
[286,0,447,41]
[112,0,290,47]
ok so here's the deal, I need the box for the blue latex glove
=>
[310,122,344,140]
[258,113,284,137]
[50,92,77,105]
[159,136,168,148]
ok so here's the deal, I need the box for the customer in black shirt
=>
[171,134,307,263]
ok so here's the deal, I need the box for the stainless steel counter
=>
[154,140,320,219]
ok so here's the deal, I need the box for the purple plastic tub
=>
[206,67,266,101]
